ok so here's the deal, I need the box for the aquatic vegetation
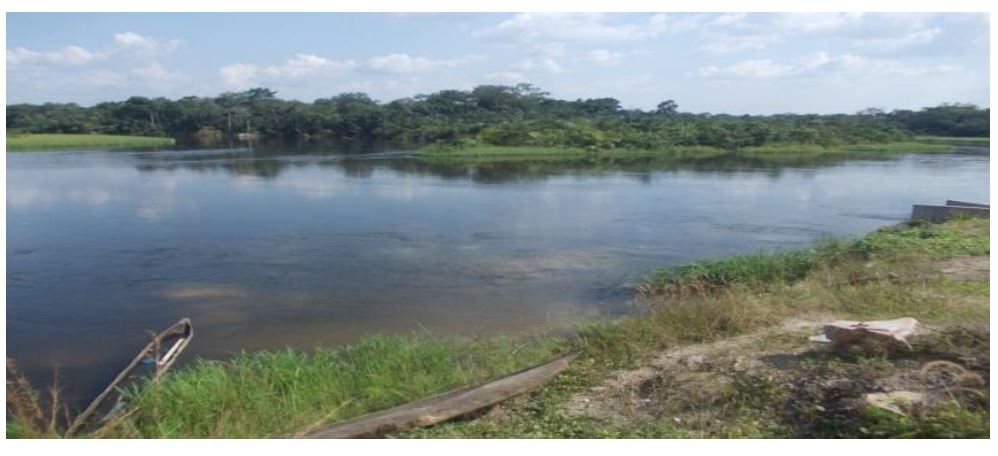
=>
[914,136,990,147]
[6,133,175,150]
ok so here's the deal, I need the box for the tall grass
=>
[6,133,175,150]
[639,250,819,295]
[97,335,564,438]
[6,360,67,438]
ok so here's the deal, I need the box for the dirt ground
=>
[563,314,989,434]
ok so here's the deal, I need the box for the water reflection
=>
[124,147,931,182]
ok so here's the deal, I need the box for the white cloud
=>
[219,63,261,89]
[699,34,778,54]
[7,31,182,68]
[854,27,942,52]
[131,63,185,82]
[113,31,182,56]
[484,71,528,84]
[81,70,126,86]
[586,49,625,67]
[269,54,357,78]
[220,52,475,88]
[219,54,358,89]
[711,13,748,27]
[698,60,793,78]
[514,57,564,73]
[777,13,866,34]
[698,51,965,79]
[362,53,470,74]
[474,13,672,42]
[7,45,102,65]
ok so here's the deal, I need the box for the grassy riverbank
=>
[417,141,961,163]
[914,136,990,147]
[7,218,989,438]
[6,133,175,150]
[416,145,730,165]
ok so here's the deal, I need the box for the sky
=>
[4,12,990,114]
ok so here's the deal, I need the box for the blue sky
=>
[5,12,990,114]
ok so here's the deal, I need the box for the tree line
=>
[6,84,989,149]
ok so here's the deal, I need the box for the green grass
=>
[6,133,175,150]
[640,249,819,294]
[88,335,565,438]
[914,136,990,147]
[854,219,990,258]
[741,141,955,156]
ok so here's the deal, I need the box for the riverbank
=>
[914,136,990,147]
[5,133,175,150]
[6,218,988,438]
[416,141,960,163]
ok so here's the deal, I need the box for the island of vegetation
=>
[6,85,989,158]
[8,216,989,438]
[5,133,174,150]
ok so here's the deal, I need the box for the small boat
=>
[65,318,193,436]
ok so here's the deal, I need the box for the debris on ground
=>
[808,317,921,349]
[863,391,926,415]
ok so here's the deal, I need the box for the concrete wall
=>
[946,200,990,209]
[911,204,990,223]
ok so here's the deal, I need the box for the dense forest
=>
[6,84,990,149]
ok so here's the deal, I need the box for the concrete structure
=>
[946,199,990,208]
[911,203,989,223]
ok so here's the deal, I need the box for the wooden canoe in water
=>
[302,353,578,439]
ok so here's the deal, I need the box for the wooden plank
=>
[303,353,578,439]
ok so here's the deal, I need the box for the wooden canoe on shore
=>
[301,353,578,439]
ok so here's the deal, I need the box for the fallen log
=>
[303,352,578,439]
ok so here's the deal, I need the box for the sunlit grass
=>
[914,136,990,147]
[741,142,954,156]
[6,133,175,150]
[95,335,565,438]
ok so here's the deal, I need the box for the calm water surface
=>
[5,146,990,404]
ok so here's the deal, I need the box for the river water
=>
[5,146,989,405]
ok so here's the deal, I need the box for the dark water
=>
[5,146,990,405]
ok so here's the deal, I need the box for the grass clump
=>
[853,219,989,258]
[97,334,563,438]
[6,360,66,439]
[6,133,175,150]
[640,250,818,295]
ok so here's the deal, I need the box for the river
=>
[5,146,989,405]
